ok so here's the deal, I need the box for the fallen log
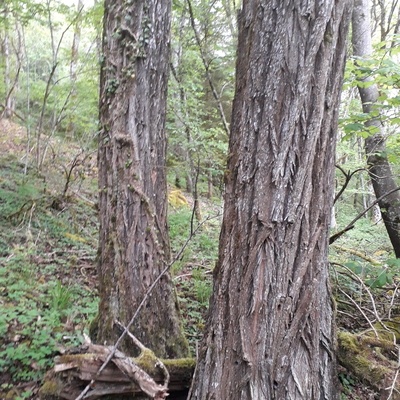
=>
[39,342,195,400]
[337,331,400,399]
[41,328,400,399]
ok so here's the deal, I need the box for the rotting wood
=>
[337,331,400,398]
[40,331,400,399]
[39,344,195,400]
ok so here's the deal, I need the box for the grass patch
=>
[168,206,220,352]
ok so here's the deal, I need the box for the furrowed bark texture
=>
[352,0,400,258]
[189,1,352,399]
[97,0,188,358]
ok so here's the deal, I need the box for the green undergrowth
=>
[0,156,99,393]
[5,150,392,398]
[169,206,221,352]
[0,155,221,393]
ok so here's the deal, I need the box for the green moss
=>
[163,357,195,379]
[39,380,61,399]
[338,331,393,390]
[134,348,159,373]
[163,357,195,368]
[338,331,360,353]
[353,355,387,382]
[373,319,400,341]
[134,350,195,380]
[361,334,397,354]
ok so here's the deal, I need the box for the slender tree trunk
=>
[352,0,400,258]
[70,0,82,83]
[1,6,16,119]
[189,1,352,399]
[96,0,188,358]
[3,33,12,118]
[67,0,83,137]
[186,0,230,136]
[169,63,196,194]
[207,163,213,199]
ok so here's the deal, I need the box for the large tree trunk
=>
[96,0,188,359]
[352,0,400,258]
[188,1,352,399]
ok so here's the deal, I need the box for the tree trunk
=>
[189,1,353,399]
[3,33,12,118]
[67,0,83,137]
[352,0,400,258]
[69,0,82,83]
[1,7,16,120]
[96,0,188,359]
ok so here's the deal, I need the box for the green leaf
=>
[343,123,364,134]
[345,262,363,275]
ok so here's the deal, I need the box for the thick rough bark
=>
[352,0,400,258]
[96,0,188,358]
[189,1,352,399]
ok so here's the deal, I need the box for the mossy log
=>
[337,331,400,398]
[39,342,195,400]
[41,330,399,399]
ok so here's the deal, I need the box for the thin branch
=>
[333,262,392,339]
[330,186,400,244]
[115,320,146,351]
[190,155,201,235]
[74,213,220,400]
[337,286,379,337]
[115,320,170,388]
[334,165,367,204]
[388,281,400,320]
[332,244,380,265]
[385,368,400,399]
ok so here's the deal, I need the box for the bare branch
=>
[334,165,367,204]
[330,186,400,244]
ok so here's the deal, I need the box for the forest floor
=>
[0,120,218,399]
[0,120,99,398]
[0,119,393,399]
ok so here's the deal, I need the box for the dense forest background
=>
[1,0,400,398]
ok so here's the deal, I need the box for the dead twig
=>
[333,262,398,344]
[385,368,400,400]
[330,186,400,244]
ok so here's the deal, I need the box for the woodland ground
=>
[0,120,393,399]
[0,120,219,399]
